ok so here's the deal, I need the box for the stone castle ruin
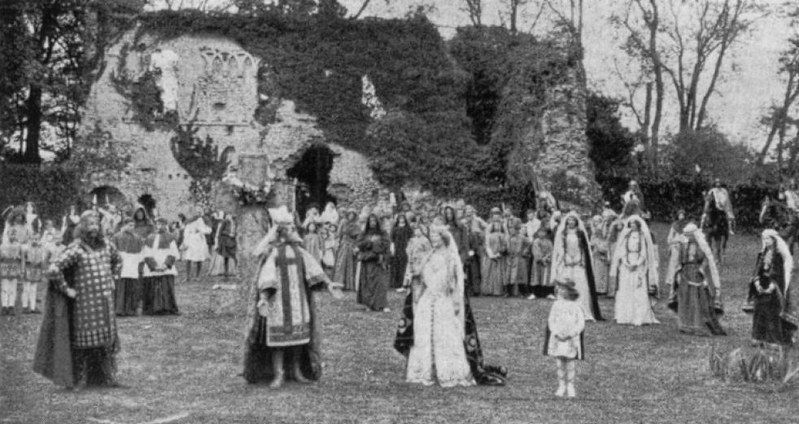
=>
[80,29,381,221]
[77,15,601,232]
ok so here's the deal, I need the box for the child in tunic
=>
[528,228,554,299]
[543,280,585,398]
[320,224,339,280]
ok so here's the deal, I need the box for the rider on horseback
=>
[778,179,799,213]
[702,178,735,236]
[621,180,650,220]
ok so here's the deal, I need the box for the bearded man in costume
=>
[34,210,123,389]
[243,206,343,388]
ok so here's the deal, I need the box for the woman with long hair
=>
[481,219,507,296]
[356,214,391,312]
[609,216,659,326]
[665,223,725,336]
[746,230,797,346]
[551,212,603,321]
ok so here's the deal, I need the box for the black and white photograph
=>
[2,0,799,422]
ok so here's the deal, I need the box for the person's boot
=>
[269,350,285,389]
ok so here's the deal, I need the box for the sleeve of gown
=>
[257,252,279,294]
[300,247,328,289]
[665,245,680,288]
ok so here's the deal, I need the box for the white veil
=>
[609,215,659,290]
[550,211,593,284]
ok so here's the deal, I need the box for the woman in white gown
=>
[610,215,660,326]
[405,225,475,387]
[551,212,603,321]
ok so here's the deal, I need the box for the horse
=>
[700,192,729,267]
[759,196,799,253]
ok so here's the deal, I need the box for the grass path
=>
[2,223,799,423]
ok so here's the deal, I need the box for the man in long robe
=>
[141,218,180,315]
[111,218,144,316]
[243,206,342,388]
[34,210,122,388]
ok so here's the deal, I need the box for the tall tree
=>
[611,0,665,173]
[661,0,755,133]
[463,0,482,26]
[0,0,143,163]
[757,11,799,168]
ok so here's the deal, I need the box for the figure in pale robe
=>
[181,210,212,279]
[403,225,475,387]
[551,212,603,321]
[609,216,659,326]
[242,206,342,388]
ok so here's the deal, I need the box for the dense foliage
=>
[0,0,145,163]
[598,175,773,231]
[131,11,533,203]
[0,164,82,222]
[586,92,638,179]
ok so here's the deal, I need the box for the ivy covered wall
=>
[78,10,598,216]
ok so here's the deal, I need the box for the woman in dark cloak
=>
[356,214,391,312]
[390,214,413,290]
[746,229,798,346]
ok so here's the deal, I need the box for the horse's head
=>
[760,195,788,228]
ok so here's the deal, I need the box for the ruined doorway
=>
[88,186,127,209]
[287,144,336,220]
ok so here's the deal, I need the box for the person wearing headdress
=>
[665,223,725,336]
[506,218,531,297]
[543,279,585,398]
[609,216,660,326]
[319,202,340,227]
[443,205,469,268]
[390,213,413,291]
[1,208,31,315]
[132,204,154,239]
[333,210,360,291]
[242,206,343,387]
[395,224,506,386]
[399,224,475,387]
[356,214,391,312]
[35,210,123,388]
[302,207,320,233]
[746,230,798,346]
[481,217,507,296]
[604,216,626,298]
[551,212,603,321]
[111,217,144,317]
[141,218,180,315]
[181,207,212,281]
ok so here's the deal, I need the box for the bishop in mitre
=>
[242,205,343,388]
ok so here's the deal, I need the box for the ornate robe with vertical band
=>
[256,244,326,347]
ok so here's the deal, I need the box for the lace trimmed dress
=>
[405,249,476,387]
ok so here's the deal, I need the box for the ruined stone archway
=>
[287,144,337,220]
[88,186,127,209]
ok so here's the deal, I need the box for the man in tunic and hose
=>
[33,210,123,389]
[243,205,343,388]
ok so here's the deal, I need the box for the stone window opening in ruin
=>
[287,144,337,220]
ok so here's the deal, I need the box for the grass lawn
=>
[2,223,799,423]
